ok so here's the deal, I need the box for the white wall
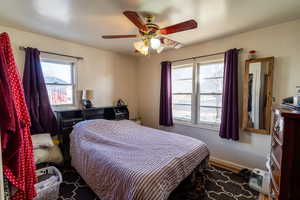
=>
[137,19,300,169]
[0,25,139,118]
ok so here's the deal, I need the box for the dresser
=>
[269,105,300,200]
[55,105,129,165]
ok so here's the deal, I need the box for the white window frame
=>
[40,58,77,107]
[172,58,224,130]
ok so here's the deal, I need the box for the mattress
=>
[70,119,209,200]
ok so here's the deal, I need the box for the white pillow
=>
[31,134,54,149]
[33,145,64,164]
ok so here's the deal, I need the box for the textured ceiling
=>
[0,0,300,54]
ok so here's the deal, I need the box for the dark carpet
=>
[58,165,258,200]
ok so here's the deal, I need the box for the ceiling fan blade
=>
[160,19,197,35]
[160,37,183,49]
[123,11,148,32]
[102,34,137,39]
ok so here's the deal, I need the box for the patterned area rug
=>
[58,165,258,200]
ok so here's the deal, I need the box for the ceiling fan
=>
[102,11,198,55]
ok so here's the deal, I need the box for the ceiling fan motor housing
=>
[140,15,159,35]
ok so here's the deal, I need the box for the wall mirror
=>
[242,57,274,134]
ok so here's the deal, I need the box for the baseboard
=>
[209,157,252,173]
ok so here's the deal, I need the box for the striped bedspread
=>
[70,119,209,200]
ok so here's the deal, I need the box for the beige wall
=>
[0,25,139,118]
[137,19,300,169]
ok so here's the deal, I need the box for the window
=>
[172,60,224,126]
[198,62,223,124]
[41,60,75,106]
[172,65,193,122]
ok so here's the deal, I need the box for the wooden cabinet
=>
[269,105,300,200]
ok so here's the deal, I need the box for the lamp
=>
[82,89,94,109]
[150,38,161,50]
[134,40,149,56]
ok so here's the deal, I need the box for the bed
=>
[70,119,209,200]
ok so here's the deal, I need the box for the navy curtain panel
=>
[23,47,57,135]
[219,48,239,140]
[159,61,173,126]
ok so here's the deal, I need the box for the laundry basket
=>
[34,166,62,200]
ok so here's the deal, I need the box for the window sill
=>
[52,105,78,111]
[173,121,220,132]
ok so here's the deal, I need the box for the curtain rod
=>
[170,48,243,63]
[19,46,84,60]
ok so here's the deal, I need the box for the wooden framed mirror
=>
[242,57,274,134]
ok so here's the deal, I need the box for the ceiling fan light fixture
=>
[102,11,197,56]
[174,43,183,49]
[134,41,149,56]
[150,38,161,50]
[141,45,149,55]
[156,45,165,54]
